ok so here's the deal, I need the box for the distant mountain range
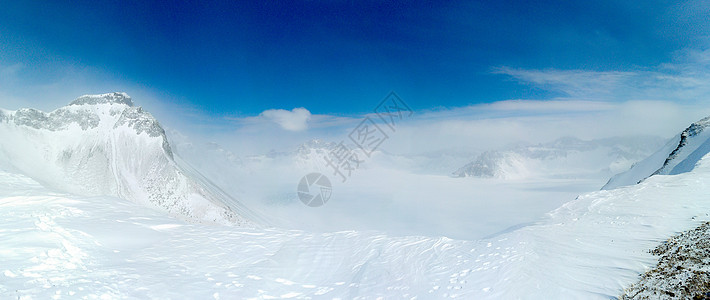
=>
[453,136,665,183]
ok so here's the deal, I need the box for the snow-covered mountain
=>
[0,93,251,225]
[453,136,664,181]
[453,150,532,179]
[603,116,710,190]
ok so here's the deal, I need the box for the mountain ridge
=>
[603,115,710,190]
[0,92,251,225]
[70,92,135,107]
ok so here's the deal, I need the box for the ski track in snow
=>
[3,154,710,298]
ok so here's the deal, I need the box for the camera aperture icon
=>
[297,172,332,207]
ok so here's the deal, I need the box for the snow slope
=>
[603,116,710,190]
[3,138,710,298]
[4,100,710,297]
[0,93,250,225]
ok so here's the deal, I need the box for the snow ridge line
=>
[647,116,710,180]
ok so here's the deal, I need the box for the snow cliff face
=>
[0,93,248,225]
[603,116,710,190]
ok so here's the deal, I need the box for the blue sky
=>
[1,0,708,118]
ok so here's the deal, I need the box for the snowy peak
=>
[0,93,249,225]
[603,115,710,190]
[69,92,134,107]
[9,93,154,132]
[295,139,339,161]
[652,116,710,176]
[7,93,172,156]
[296,139,337,154]
[452,151,530,179]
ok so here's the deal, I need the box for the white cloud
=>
[495,67,638,99]
[259,107,312,131]
[495,48,710,103]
